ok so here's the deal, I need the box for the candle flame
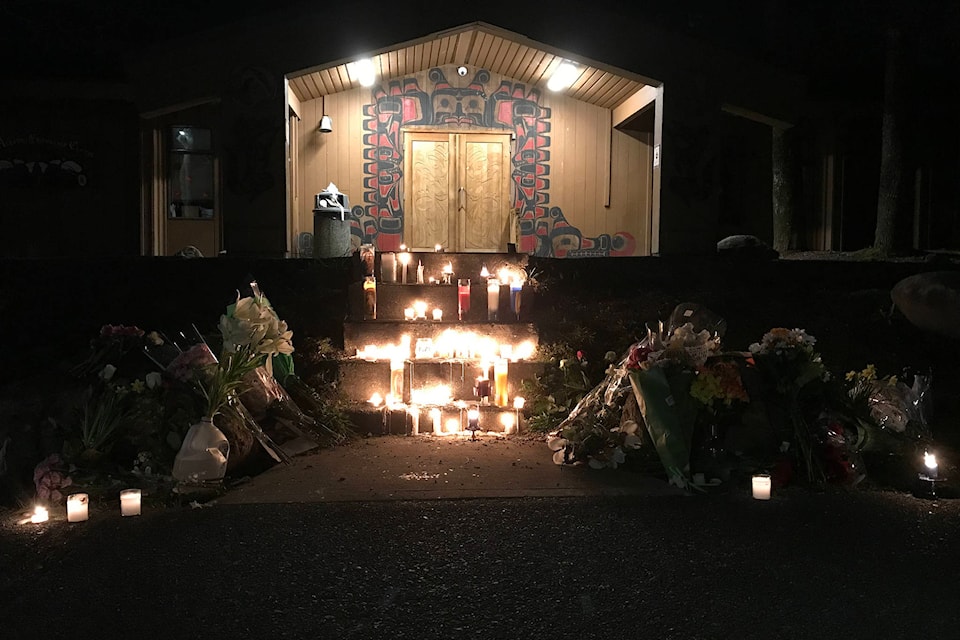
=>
[445,418,460,434]
[369,392,383,407]
[480,265,490,278]
[30,506,49,523]
[924,451,937,469]
[500,412,515,428]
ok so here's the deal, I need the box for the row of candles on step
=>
[363,276,522,321]
[371,396,526,435]
[380,360,514,407]
[22,489,142,525]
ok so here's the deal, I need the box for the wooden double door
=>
[403,131,512,252]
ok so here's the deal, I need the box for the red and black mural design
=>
[353,68,635,256]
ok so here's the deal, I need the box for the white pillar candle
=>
[752,474,771,500]
[435,243,442,252]
[430,408,442,435]
[404,307,415,321]
[67,493,89,522]
[120,489,141,516]
[417,261,424,284]
[381,252,397,283]
[408,407,420,436]
[398,252,411,283]
[487,279,500,321]
[432,308,443,321]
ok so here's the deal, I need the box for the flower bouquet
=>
[748,328,828,483]
[627,310,723,488]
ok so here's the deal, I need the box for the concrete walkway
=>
[217,434,683,504]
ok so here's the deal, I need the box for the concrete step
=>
[338,358,544,405]
[344,321,538,357]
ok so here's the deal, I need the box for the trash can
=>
[314,214,352,258]
[313,191,351,258]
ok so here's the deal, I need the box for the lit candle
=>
[67,493,89,522]
[29,505,49,523]
[120,489,142,516]
[414,300,427,320]
[510,279,522,320]
[501,411,516,434]
[924,451,938,479]
[390,358,405,401]
[480,264,490,278]
[435,243,443,252]
[381,252,396,283]
[430,408,442,435]
[487,279,500,321]
[369,392,384,407]
[398,251,411,283]
[446,418,460,435]
[432,308,443,322]
[363,277,377,320]
[475,376,491,404]
[408,406,420,436]
[442,262,454,285]
[457,278,471,321]
[494,358,509,407]
[467,406,480,431]
[404,307,415,321]
[417,261,424,284]
[752,474,771,500]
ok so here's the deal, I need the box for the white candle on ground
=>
[432,308,443,321]
[752,474,771,500]
[501,412,516,434]
[67,493,89,522]
[404,307,415,321]
[120,489,141,516]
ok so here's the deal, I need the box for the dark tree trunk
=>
[772,127,796,252]
[875,27,906,255]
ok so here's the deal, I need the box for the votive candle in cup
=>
[752,474,771,500]
[120,489,141,516]
[510,279,522,320]
[67,493,89,522]
[404,307,415,321]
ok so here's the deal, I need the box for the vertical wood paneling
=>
[296,66,652,256]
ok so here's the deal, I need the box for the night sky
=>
[1,0,958,103]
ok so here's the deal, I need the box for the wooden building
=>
[129,5,801,258]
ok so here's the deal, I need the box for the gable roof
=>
[287,22,655,110]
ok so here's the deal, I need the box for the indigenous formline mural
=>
[351,68,635,257]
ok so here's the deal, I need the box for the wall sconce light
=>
[547,61,581,92]
[354,58,376,87]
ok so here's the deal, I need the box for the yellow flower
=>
[845,370,857,382]
[131,379,146,393]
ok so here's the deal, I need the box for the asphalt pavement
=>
[2,436,959,639]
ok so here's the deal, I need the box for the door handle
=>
[458,187,465,212]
